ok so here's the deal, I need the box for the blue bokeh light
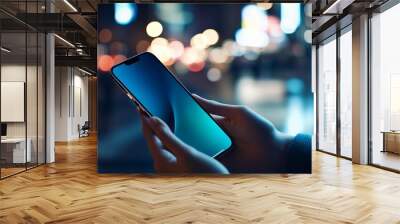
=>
[114,3,137,25]
[287,78,304,94]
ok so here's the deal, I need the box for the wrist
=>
[272,130,294,170]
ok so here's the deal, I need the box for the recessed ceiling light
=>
[54,34,75,48]
[78,67,94,76]
[63,0,78,12]
[1,47,11,53]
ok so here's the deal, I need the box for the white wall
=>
[1,63,46,164]
[1,65,39,138]
[55,67,89,141]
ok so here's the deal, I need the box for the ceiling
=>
[0,0,394,70]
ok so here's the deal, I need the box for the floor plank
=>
[1,135,400,223]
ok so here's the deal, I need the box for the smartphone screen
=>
[111,52,232,157]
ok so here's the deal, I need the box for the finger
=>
[147,117,192,158]
[211,115,230,129]
[211,115,235,137]
[193,94,239,118]
[140,115,165,162]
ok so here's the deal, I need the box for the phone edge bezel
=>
[109,52,233,158]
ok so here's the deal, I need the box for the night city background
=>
[97,3,313,172]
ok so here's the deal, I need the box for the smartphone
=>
[110,52,232,157]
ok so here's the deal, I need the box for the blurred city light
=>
[190,33,208,50]
[235,5,269,48]
[98,54,114,72]
[114,3,137,25]
[146,21,163,37]
[181,47,206,65]
[237,77,285,104]
[304,30,312,44]
[99,3,312,134]
[287,78,304,94]
[148,38,172,65]
[169,40,185,59]
[136,40,150,53]
[99,29,112,43]
[286,96,305,135]
[256,3,273,10]
[280,3,301,34]
[267,16,284,40]
[113,54,127,65]
[243,51,259,61]
[188,62,205,72]
[202,29,219,46]
[151,37,168,47]
[156,4,192,26]
[110,41,127,55]
[235,29,270,48]
[209,48,230,64]
[223,39,245,56]
[207,68,222,82]
[242,5,268,31]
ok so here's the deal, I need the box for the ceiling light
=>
[322,0,352,15]
[78,67,94,76]
[63,0,78,12]
[54,34,75,48]
[1,47,11,53]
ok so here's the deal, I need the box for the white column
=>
[352,14,369,164]
[46,32,55,163]
[45,0,56,163]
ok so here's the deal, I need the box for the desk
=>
[1,138,31,163]
[382,131,400,154]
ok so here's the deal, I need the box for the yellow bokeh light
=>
[209,48,230,64]
[181,47,206,65]
[202,29,219,45]
[190,34,208,50]
[146,21,163,37]
[256,3,273,10]
[151,37,168,47]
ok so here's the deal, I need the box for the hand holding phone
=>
[139,113,229,174]
[111,52,232,158]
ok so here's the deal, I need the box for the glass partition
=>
[317,37,337,154]
[339,29,352,158]
[0,1,46,179]
[371,3,400,171]
[0,30,28,177]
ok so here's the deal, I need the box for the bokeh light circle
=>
[207,67,222,82]
[188,62,205,72]
[98,55,114,72]
[114,3,136,25]
[190,34,208,50]
[203,29,219,45]
[99,29,112,43]
[146,21,163,38]
[169,40,185,59]
[136,40,150,53]
[113,54,127,65]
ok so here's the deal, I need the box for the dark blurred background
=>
[97,3,313,173]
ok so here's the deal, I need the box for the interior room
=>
[0,0,400,223]
[0,14,46,177]
[370,2,400,171]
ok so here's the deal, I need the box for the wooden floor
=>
[1,135,400,223]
